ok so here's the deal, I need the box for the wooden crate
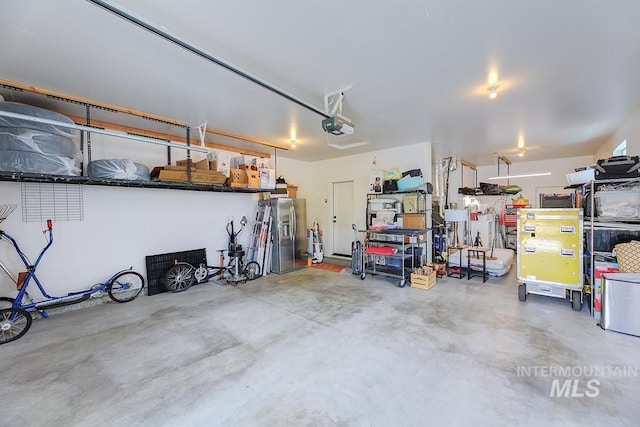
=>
[410,271,436,290]
[155,168,226,185]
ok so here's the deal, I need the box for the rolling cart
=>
[516,208,584,311]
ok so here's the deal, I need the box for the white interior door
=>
[332,180,355,256]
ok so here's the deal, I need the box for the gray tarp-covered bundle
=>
[87,159,150,181]
[0,101,80,175]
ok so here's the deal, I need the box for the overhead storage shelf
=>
[0,171,259,193]
[0,78,274,193]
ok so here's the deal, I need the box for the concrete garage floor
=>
[1,265,639,426]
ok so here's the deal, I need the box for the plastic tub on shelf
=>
[594,191,640,221]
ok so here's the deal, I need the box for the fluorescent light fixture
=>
[488,172,551,180]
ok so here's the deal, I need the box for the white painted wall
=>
[0,180,259,298]
[304,142,432,258]
[258,143,432,258]
[0,131,269,298]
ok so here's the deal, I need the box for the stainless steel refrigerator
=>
[601,273,640,336]
[260,198,307,274]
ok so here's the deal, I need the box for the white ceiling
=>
[1,0,639,166]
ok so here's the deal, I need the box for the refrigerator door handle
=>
[291,205,296,241]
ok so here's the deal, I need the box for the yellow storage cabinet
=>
[516,208,584,311]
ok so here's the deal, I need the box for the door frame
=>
[328,178,357,257]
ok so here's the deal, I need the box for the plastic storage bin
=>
[397,175,424,190]
[595,191,640,221]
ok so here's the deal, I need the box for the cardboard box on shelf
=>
[228,168,248,188]
[259,168,276,189]
[176,158,204,169]
[206,150,232,162]
[175,158,229,176]
[150,165,195,179]
[287,185,298,198]
[402,214,426,230]
[152,166,227,185]
[210,160,230,176]
[163,165,196,172]
[256,157,270,169]
[239,164,259,171]
[231,155,258,169]
[206,151,232,176]
[247,169,260,189]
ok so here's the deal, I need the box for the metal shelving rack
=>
[362,187,432,287]
[360,228,429,287]
[586,177,640,321]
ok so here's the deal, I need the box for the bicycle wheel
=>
[107,271,145,303]
[0,297,15,310]
[163,262,195,293]
[0,307,32,344]
[243,261,262,281]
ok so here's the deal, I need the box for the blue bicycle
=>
[0,204,145,344]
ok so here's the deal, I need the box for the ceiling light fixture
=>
[487,84,499,100]
[488,172,551,180]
